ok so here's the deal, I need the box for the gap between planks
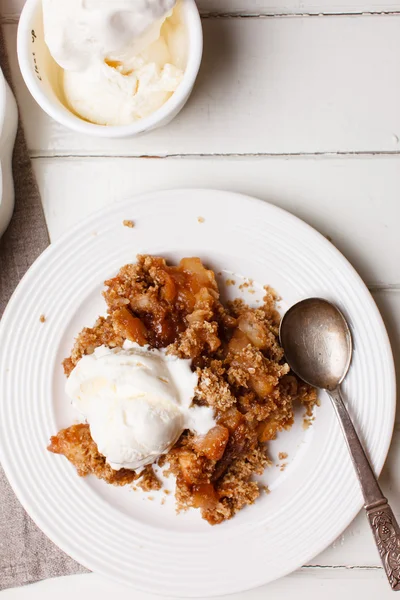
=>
[302,565,383,570]
[200,11,400,17]
[29,150,400,160]
[3,11,400,24]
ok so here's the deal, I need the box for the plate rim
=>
[0,188,396,596]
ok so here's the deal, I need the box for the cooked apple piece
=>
[217,407,245,432]
[192,483,219,510]
[129,292,154,313]
[257,414,286,442]
[228,328,250,354]
[179,257,217,292]
[178,449,210,485]
[237,311,268,349]
[193,425,229,460]
[249,372,275,398]
[158,271,177,303]
[112,307,148,345]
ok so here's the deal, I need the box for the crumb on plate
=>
[123,220,135,228]
[303,415,315,430]
[137,465,162,492]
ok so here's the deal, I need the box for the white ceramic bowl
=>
[0,69,18,238]
[17,0,203,138]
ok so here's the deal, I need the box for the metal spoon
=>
[280,298,400,591]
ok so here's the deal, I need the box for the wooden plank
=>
[32,156,400,287]
[3,0,400,18]
[0,569,396,600]
[4,15,400,156]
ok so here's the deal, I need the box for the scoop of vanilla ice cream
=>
[42,0,177,72]
[42,0,186,126]
[66,343,215,470]
[63,42,183,124]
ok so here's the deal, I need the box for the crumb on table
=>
[262,485,271,495]
[278,452,288,460]
[39,314,46,323]
[123,220,135,228]
[197,216,205,223]
[280,463,287,472]
[225,279,236,286]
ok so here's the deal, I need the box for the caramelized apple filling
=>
[50,255,317,525]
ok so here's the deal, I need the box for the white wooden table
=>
[1,0,400,598]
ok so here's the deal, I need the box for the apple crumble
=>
[48,255,317,525]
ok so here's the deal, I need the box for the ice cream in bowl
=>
[17,0,202,137]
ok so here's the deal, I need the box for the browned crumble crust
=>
[63,316,125,376]
[48,424,137,486]
[137,465,162,492]
[239,279,253,291]
[49,255,317,525]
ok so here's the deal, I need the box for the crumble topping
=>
[49,255,317,525]
[137,466,162,492]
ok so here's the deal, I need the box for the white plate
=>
[0,189,395,597]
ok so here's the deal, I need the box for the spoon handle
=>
[329,387,400,591]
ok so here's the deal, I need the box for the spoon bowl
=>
[279,298,352,391]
